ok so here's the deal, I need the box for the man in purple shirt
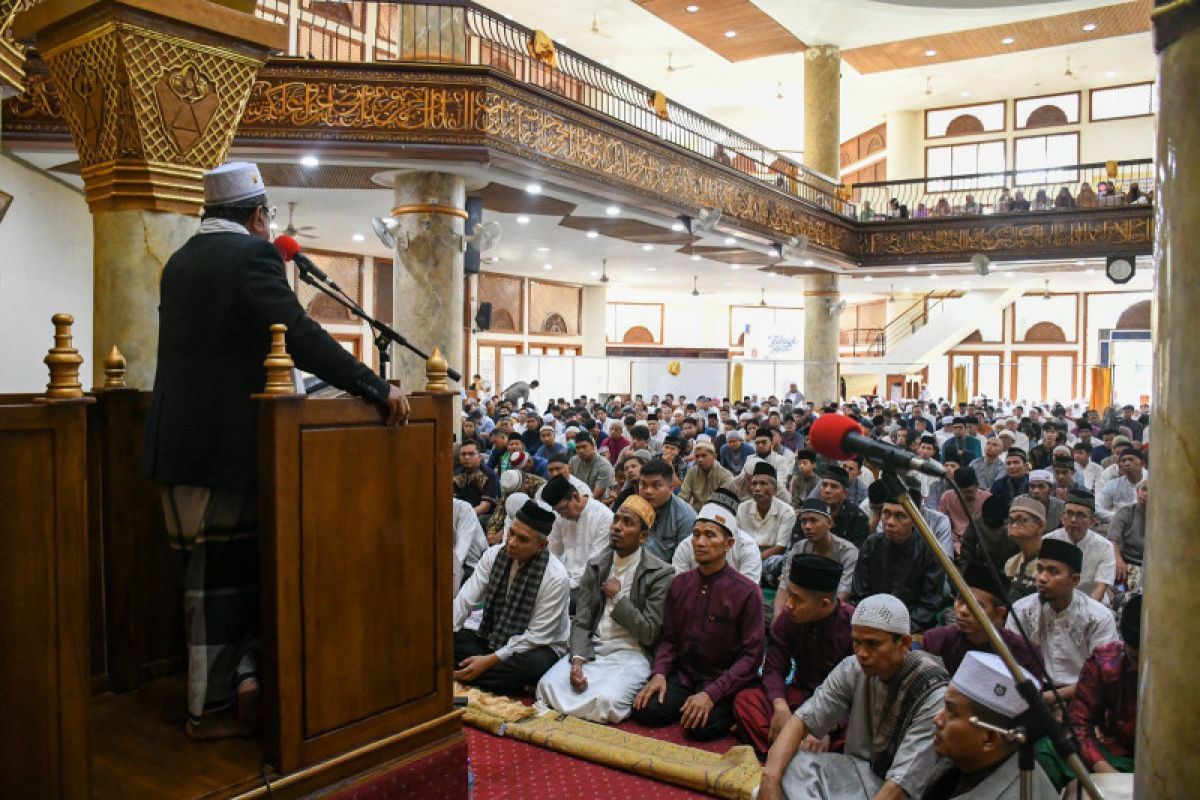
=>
[733,554,854,755]
[631,498,765,740]
[921,561,1043,678]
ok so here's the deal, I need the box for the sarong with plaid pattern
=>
[161,485,260,721]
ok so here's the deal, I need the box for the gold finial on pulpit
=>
[262,324,297,395]
[425,346,451,393]
[44,314,84,399]
[103,346,128,389]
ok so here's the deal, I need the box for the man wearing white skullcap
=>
[761,594,949,800]
[922,652,1057,798]
[143,161,410,739]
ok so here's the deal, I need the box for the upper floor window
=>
[1015,92,1080,129]
[925,102,1006,139]
[1090,83,1156,121]
[925,140,1006,190]
[1014,133,1079,185]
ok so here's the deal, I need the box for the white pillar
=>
[581,285,607,357]
[885,110,923,181]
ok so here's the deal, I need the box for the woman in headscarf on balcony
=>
[932,197,952,217]
[1054,186,1076,209]
[1033,189,1052,211]
[1010,189,1031,212]
[1077,181,1098,208]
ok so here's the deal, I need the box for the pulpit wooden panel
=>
[259,393,457,773]
[0,400,90,799]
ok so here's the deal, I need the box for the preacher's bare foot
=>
[237,677,261,724]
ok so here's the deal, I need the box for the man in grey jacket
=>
[535,494,675,722]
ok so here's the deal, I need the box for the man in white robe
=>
[541,475,614,612]
[760,594,949,800]
[535,495,674,722]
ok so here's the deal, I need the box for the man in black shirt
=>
[816,463,870,547]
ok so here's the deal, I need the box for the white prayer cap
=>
[951,651,1039,721]
[696,501,738,538]
[850,594,910,635]
[203,162,266,206]
[505,491,530,518]
[1028,469,1053,485]
[500,469,523,493]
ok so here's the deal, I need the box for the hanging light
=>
[759,288,768,307]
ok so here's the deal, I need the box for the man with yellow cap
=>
[535,495,674,722]
[143,162,409,739]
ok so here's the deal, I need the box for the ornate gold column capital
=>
[1154,0,1200,52]
[0,0,35,97]
[14,0,285,214]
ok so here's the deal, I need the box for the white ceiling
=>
[476,0,1155,148]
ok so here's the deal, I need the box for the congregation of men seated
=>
[451,387,1149,797]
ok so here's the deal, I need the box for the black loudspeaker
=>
[464,196,484,274]
[475,302,493,331]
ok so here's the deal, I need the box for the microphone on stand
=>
[809,413,946,478]
[274,234,335,287]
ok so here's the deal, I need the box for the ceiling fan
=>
[691,274,708,297]
[600,258,610,284]
[1063,56,1077,79]
[284,201,318,239]
[590,12,614,39]
[759,288,768,307]
[666,53,694,75]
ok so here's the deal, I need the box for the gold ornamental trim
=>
[390,203,468,219]
[35,20,118,61]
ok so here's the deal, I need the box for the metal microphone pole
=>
[296,268,463,383]
[875,468,1105,800]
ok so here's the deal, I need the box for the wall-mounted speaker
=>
[475,301,493,331]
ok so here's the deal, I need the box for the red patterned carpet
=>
[467,719,744,799]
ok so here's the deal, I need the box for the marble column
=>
[1137,5,1200,798]
[581,285,607,357]
[802,44,841,405]
[390,171,466,394]
[14,0,283,387]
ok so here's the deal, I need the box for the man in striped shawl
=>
[453,499,570,696]
[761,594,950,800]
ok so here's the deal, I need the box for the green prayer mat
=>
[1035,738,1134,790]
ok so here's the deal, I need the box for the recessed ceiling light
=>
[691,254,701,261]
[924,49,937,57]
[300,155,319,167]
[646,267,658,272]
[725,30,737,38]
[352,233,365,242]
[642,244,654,251]
[1082,22,1097,32]
[769,273,778,278]
[543,263,553,270]
[930,274,940,280]
[525,182,543,194]
[863,276,874,282]
[1001,37,1015,45]
[671,222,686,232]
[537,246,550,252]
[516,215,531,225]
[804,259,814,267]
[731,264,741,270]
[1085,268,1096,275]
[590,271,600,277]
[1076,260,1087,266]
[906,265,917,273]
[605,205,621,216]
[586,230,599,238]
[1004,272,1015,279]
[686,4,699,12]
[723,237,736,245]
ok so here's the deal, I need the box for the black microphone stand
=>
[874,468,1105,800]
[295,266,463,383]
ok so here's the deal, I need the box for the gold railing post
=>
[42,312,84,399]
[261,323,298,395]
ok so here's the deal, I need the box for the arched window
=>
[1023,321,1067,343]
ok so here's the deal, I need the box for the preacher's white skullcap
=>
[203,162,266,206]
[851,593,911,635]
[500,469,523,493]
[951,651,1039,721]
[505,491,530,518]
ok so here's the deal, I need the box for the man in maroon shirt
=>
[921,562,1043,678]
[631,499,765,740]
[732,554,853,755]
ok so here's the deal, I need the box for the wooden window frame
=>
[527,277,583,338]
[1009,351,1078,403]
[924,137,1008,183]
[607,302,665,346]
[1011,132,1081,184]
[924,100,1007,140]
[1010,292,1082,345]
[1013,90,1081,130]
[1089,81,1156,123]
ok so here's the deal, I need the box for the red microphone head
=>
[808,414,864,461]
[274,234,301,262]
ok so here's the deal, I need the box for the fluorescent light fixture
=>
[516,215,531,225]
[906,265,917,273]
[543,263,553,270]
[605,205,621,216]
[537,246,550,252]
[671,222,686,232]
[730,264,740,270]
[642,244,654,251]
[525,182,543,194]
[725,30,737,38]
[804,259,814,267]
[352,233,365,242]
[863,275,873,282]
[586,230,599,238]
[723,237,736,245]
[646,267,657,272]
[691,254,701,261]
[300,155,319,167]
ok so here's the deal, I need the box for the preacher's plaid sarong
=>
[161,485,260,721]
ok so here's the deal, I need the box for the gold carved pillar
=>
[802,44,841,405]
[1137,3,1200,798]
[14,0,285,387]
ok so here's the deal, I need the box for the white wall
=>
[0,155,94,392]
